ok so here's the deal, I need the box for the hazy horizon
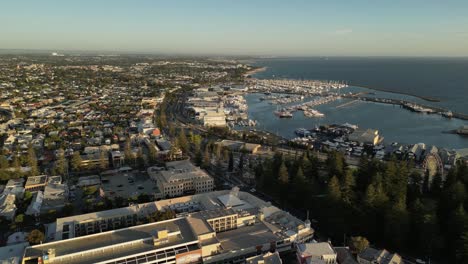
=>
[2,1,468,57]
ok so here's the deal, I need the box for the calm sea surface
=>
[246,58,468,149]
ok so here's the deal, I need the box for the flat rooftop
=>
[25,175,48,186]
[24,218,197,264]
[198,208,237,220]
[217,222,280,251]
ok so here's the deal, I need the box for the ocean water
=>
[246,57,468,149]
[252,57,468,113]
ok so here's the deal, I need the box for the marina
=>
[243,91,468,149]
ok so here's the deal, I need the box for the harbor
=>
[243,92,468,149]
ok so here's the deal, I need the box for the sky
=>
[1,0,468,56]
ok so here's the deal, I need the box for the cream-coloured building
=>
[148,160,214,197]
[296,242,337,264]
[22,188,314,264]
[348,128,382,146]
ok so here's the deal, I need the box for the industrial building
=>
[348,128,382,146]
[23,188,314,264]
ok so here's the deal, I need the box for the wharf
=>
[343,95,468,121]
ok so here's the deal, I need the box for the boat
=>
[442,111,453,118]
[295,128,311,137]
[274,110,293,118]
[303,109,324,118]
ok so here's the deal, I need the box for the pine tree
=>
[55,150,67,176]
[70,151,82,172]
[148,143,158,164]
[124,138,134,165]
[341,170,356,204]
[277,161,289,184]
[364,184,376,207]
[327,176,341,201]
[177,128,189,153]
[431,173,443,197]
[136,148,145,168]
[228,151,234,172]
[293,166,307,207]
[202,147,211,169]
[27,144,39,175]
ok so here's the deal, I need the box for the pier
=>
[343,95,468,121]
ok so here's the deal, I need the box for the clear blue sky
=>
[1,0,468,56]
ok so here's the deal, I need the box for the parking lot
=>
[101,171,160,199]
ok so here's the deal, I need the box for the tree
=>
[124,138,134,165]
[15,214,24,224]
[177,128,189,153]
[70,151,82,172]
[228,151,234,172]
[23,191,32,202]
[293,166,307,207]
[11,154,20,169]
[0,154,8,169]
[54,150,67,176]
[27,229,45,245]
[99,151,108,170]
[202,147,211,169]
[277,161,289,184]
[27,144,39,175]
[457,231,468,263]
[328,176,342,202]
[326,151,345,178]
[136,148,145,168]
[349,236,370,254]
[341,170,356,204]
[148,143,158,164]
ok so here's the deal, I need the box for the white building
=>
[22,189,314,264]
[25,191,43,216]
[148,160,214,197]
[0,193,17,221]
[296,242,337,264]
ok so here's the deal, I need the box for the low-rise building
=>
[25,191,43,216]
[41,182,68,213]
[24,175,48,192]
[202,109,227,127]
[0,193,17,220]
[334,247,358,264]
[0,242,29,264]
[357,247,402,264]
[77,175,101,187]
[296,242,337,264]
[246,251,283,264]
[216,139,261,154]
[2,179,25,199]
[348,128,382,146]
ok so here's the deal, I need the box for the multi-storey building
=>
[23,189,314,264]
[148,160,214,197]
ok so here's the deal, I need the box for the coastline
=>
[243,66,267,77]
[247,63,442,103]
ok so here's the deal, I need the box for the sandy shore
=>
[243,66,267,77]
